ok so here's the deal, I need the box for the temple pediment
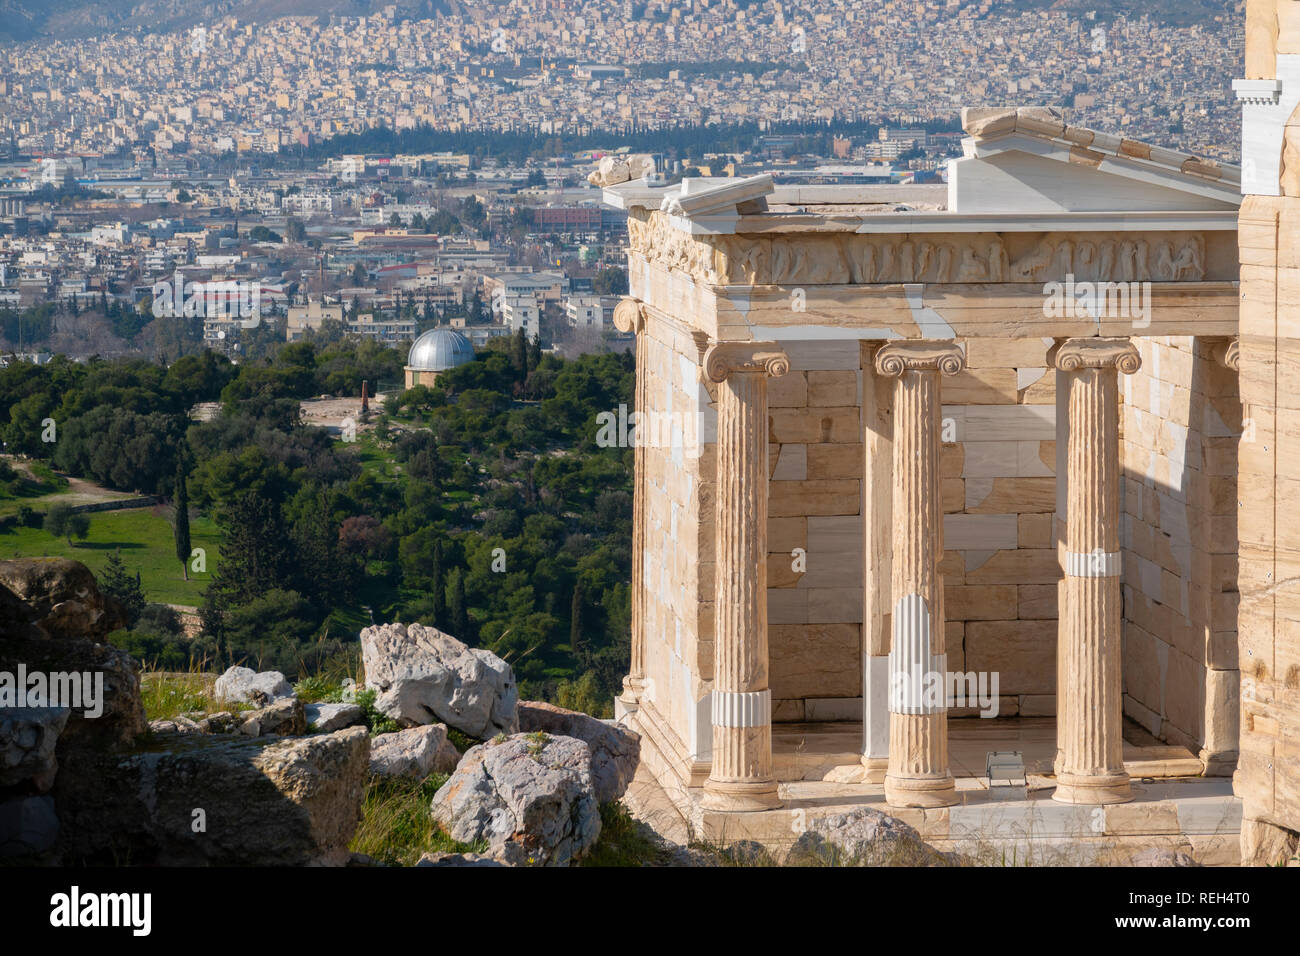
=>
[952,107,1242,214]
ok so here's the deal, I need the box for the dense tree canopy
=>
[2,332,637,712]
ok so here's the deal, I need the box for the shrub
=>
[352,687,399,734]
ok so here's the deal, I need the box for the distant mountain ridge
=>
[0,0,1239,44]
[0,0,445,43]
[1004,0,1240,29]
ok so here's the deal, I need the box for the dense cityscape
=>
[0,0,1245,361]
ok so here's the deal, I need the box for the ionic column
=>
[614,298,647,715]
[1050,337,1140,806]
[875,341,964,810]
[700,342,789,812]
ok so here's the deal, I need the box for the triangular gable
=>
[951,107,1242,214]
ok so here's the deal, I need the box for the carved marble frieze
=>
[627,212,1211,288]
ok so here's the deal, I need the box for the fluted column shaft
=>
[625,313,648,704]
[613,300,648,715]
[876,341,964,809]
[1051,337,1140,806]
[701,342,789,812]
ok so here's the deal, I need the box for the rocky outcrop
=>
[0,560,149,860]
[0,557,127,640]
[786,808,951,866]
[197,711,240,734]
[55,726,369,865]
[306,702,364,732]
[517,701,639,803]
[0,568,144,754]
[360,622,517,738]
[369,724,461,781]
[238,698,307,737]
[214,665,294,705]
[0,557,376,866]
[0,707,69,791]
[148,716,203,736]
[430,733,600,866]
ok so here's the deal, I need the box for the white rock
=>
[360,622,517,738]
[213,666,294,705]
[431,733,600,866]
[368,724,460,780]
[306,702,365,732]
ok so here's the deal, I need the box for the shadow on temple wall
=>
[1118,336,1240,772]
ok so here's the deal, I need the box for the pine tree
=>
[100,550,146,627]
[173,459,191,581]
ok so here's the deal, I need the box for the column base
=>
[1199,748,1239,777]
[613,677,645,720]
[701,777,783,812]
[884,772,958,809]
[1052,770,1133,805]
[860,756,889,784]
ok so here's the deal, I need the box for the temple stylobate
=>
[603,106,1248,839]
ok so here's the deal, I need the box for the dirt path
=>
[4,457,137,507]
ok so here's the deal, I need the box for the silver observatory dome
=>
[407,328,475,372]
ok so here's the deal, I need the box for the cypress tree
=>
[511,327,527,374]
[430,539,446,627]
[449,567,470,640]
[570,579,586,668]
[174,459,191,581]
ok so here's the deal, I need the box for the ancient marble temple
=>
[600,101,1295,858]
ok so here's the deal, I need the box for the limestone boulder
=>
[55,726,369,865]
[786,808,950,866]
[0,579,43,640]
[430,733,600,866]
[214,665,294,705]
[306,702,365,732]
[238,698,307,737]
[0,707,70,791]
[196,712,239,734]
[0,560,144,754]
[369,724,461,781]
[360,622,517,738]
[149,717,204,736]
[516,701,639,803]
[0,619,145,753]
[0,558,126,640]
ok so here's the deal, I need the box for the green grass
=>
[580,802,679,867]
[0,507,220,606]
[350,775,487,866]
[293,675,345,704]
[0,464,72,511]
[139,668,253,721]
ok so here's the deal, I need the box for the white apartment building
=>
[501,294,540,339]
[564,294,609,331]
